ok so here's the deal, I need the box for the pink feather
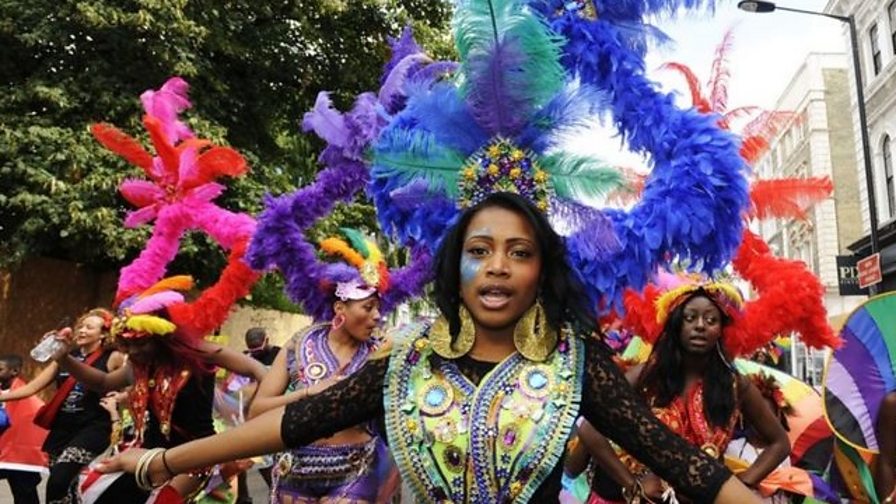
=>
[127,291,185,315]
[124,206,160,228]
[177,146,199,190]
[140,77,194,143]
[120,180,165,208]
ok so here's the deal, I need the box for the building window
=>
[890,1,896,54]
[870,23,882,75]
[884,135,895,218]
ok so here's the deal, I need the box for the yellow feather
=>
[126,315,176,335]
[364,239,384,264]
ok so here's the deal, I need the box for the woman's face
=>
[678,295,724,355]
[335,296,381,343]
[119,337,159,366]
[459,206,542,335]
[75,315,105,349]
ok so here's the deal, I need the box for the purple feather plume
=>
[465,37,532,136]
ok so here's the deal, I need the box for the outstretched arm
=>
[55,355,131,393]
[198,341,266,382]
[580,338,758,503]
[97,355,388,478]
[0,363,58,400]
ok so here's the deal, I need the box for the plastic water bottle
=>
[30,326,71,363]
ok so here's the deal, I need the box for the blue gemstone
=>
[528,371,548,390]
[426,387,446,406]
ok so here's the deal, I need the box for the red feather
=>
[749,177,833,221]
[739,110,798,163]
[660,62,710,113]
[195,146,248,186]
[143,115,180,180]
[168,239,260,340]
[722,105,762,131]
[622,284,664,345]
[91,123,153,173]
[728,230,840,356]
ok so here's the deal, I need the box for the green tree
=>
[0,0,452,309]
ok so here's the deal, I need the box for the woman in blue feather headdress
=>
[94,1,762,501]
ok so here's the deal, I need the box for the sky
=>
[568,0,848,169]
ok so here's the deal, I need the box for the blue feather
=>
[516,83,609,153]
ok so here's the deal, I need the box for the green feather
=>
[454,0,565,110]
[339,228,370,259]
[372,128,465,197]
[540,153,627,201]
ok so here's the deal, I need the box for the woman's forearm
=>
[580,428,636,487]
[248,390,304,419]
[56,355,110,392]
[163,406,286,474]
[714,475,760,503]
[738,440,789,487]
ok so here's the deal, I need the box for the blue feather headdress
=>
[370,0,624,250]
[367,0,749,311]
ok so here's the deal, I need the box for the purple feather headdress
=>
[246,28,446,321]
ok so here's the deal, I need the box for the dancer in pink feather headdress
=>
[47,77,269,503]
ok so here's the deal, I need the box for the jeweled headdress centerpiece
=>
[459,138,551,211]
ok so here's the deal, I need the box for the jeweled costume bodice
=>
[384,325,584,503]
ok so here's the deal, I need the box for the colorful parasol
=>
[822,292,896,455]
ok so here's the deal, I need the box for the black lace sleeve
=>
[280,356,387,448]
[580,337,732,502]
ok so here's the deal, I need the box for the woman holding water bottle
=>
[0,308,125,504]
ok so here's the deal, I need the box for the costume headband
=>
[320,227,390,302]
[92,78,259,340]
[110,276,193,341]
[654,282,744,329]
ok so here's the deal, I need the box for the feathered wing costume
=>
[360,0,749,312]
[92,77,259,340]
[245,29,442,321]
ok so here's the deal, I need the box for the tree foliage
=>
[0,0,452,309]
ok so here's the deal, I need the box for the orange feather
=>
[319,238,366,269]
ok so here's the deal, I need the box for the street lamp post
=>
[738,0,881,294]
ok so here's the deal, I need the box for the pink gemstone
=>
[503,429,516,446]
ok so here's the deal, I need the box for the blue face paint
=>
[460,253,482,287]
[461,227,491,287]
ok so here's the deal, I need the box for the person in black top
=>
[95,193,760,503]
[0,309,125,504]
[51,284,267,502]
[243,327,280,367]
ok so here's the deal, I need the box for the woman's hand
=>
[641,472,665,500]
[304,374,345,397]
[49,327,75,361]
[95,448,145,474]
[99,391,125,419]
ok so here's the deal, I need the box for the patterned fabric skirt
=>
[272,437,395,503]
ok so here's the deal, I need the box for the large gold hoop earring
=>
[430,305,475,359]
[513,301,557,362]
